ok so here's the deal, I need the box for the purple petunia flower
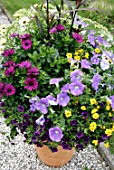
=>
[5,67,15,77]
[112,117,114,121]
[3,48,15,57]
[4,84,16,96]
[50,78,63,87]
[50,147,58,153]
[91,56,100,65]
[70,119,77,126]
[70,70,82,82]
[22,39,32,50]
[36,115,45,126]
[102,134,108,140]
[61,83,70,92]
[19,61,31,68]
[0,102,5,107]
[110,96,114,110]
[69,81,85,96]
[56,24,65,32]
[18,105,24,112]
[92,74,101,91]
[72,32,83,43]
[100,58,109,71]
[23,114,30,119]
[10,33,19,38]
[76,131,84,139]
[35,98,49,114]
[61,142,71,150]
[81,112,88,119]
[83,136,90,144]
[27,67,39,77]
[30,104,36,112]
[46,95,57,105]
[57,92,70,107]
[24,78,38,91]
[81,59,91,69]
[88,33,95,46]
[49,126,63,142]
[49,27,57,34]
[76,144,83,150]
[19,34,31,39]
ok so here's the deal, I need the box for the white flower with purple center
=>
[57,92,70,107]
[100,58,109,70]
[70,70,82,82]
[81,59,91,69]
[35,98,49,114]
[69,81,85,96]
[91,56,100,65]
[49,126,63,142]
[36,115,45,126]
[50,78,63,87]
[46,95,57,105]
[92,74,101,91]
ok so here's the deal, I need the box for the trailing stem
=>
[46,0,50,39]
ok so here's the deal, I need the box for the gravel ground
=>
[0,117,110,170]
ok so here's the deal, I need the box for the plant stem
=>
[46,0,50,39]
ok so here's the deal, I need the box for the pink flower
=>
[27,67,39,77]
[3,49,15,57]
[72,33,83,43]
[19,61,31,68]
[24,78,38,91]
[5,67,15,77]
[56,24,65,31]
[3,61,16,67]
[49,27,57,34]
[22,39,32,50]
[4,84,16,96]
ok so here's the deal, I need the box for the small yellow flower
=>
[85,52,89,59]
[66,53,72,58]
[92,113,99,119]
[106,105,111,110]
[74,51,79,56]
[80,106,86,110]
[95,48,101,54]
[109,59,112,63]
[108,112,112,117]
[65,110,72,118]
[96,105,100,109]
[92,140,98,146]
[106,100,111,105]
[105,129,112,136]
[91,108,98,114]
[111,125,114,132]
[78,49,83,53]
[74,55,80,61]
[104,142,109,148]
[89,122,97,132]
[90,98,97,105]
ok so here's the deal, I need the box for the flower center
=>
[75,86,79,89]
[42,104,45,107]
[55,131,59,134]
[60,97,63,101]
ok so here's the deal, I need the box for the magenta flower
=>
[3,61,16,67]
[81,59,91,69]
[49,126,63,142]
[18,105,24,112]
[24,78,38,91]
[35,98,49,114]
[72,33,83,43]
[22,39,32,50]
[19,34,31,39]
[69,81,85,96]
[91,56,100,65]
[3,48,15,57]
[56,24,65,31]
[49,27,57,34]
[10,33,19,38]
[0,82,4,98]
[19,61,31,68]
[92,74,101,91]
[5,67,15,77]
[27,67,39,77]
[4,84,16,96]
[57,92,70,107]
[70,70,82,82]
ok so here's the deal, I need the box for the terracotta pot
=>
[35,145,75,167]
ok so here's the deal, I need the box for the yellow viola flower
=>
[90,98,97,105]
[96,105,100,109]
[78,49,83,53]
[92,113,99,119]
[105,129,112,136]
[95,48,101,54]
[89,122,97,132]
[74,55,80,61]
[91,108,98,114]
[104,142,109,148]
[74,51,79,56]
[106,105,111,110]
[92,140,98,146]
[85,52,89,59]
[80,106,86,110]
[108,112,112,117]
[65,110,72,118]
[66,53,72,58]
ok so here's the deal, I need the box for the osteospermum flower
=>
[57,92,70,107]
[4,84,16,96]
[5,67,15,77]
[22,39,32,50]
[19,34,31,39]
[27,67,39,77]
[69,81,85,96]
[35,98,49,114]
[49,126,63,142]
[19,61,31,68]
[72,33,83,43]
[56,24,65,32]
[3,48,15,57]
[24,78,38,91]
[19,16,30,25]
[3,61,16,67]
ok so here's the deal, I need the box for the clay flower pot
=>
[35,145,75,167]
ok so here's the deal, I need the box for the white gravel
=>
[0,117,110,170]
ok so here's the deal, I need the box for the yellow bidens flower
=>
[92,140,98,146]
[92,113,99,119]
[85,52,89,59]
[104,142,109,148]
[90,98,97,105]
[95,48,101,54]
[89,122,97,132]
[65,110,72,118]
[81,106,86,110]
[66,53,72,58]
[105,129,112,136]
[74,55,80,61]
[91,108,98,114]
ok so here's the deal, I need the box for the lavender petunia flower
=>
[70,70,82,82]
[100,58,109,70]
[29,96,39,104]
[18,105,24,112]
[57,92,70,107]
[88,33,95,46]
[92,74,101,91]
[61,83,70,92]
[30,104,36,112]
[81,59,91,69]
[49,126,63,142]
[50,78,63,87]
[46,95,57,105]
[35,98,49,114]
[97,36,103,44]
[36,115,45,126]
[91,56,100,65]
[110,96,114,110]
[69,81,85,96]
